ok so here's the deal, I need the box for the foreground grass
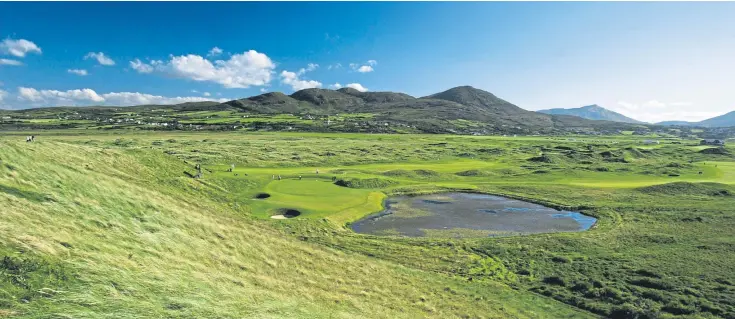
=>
[0,139,588,318]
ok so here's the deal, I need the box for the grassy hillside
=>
[0,137,590,318]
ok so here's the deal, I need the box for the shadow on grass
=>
[0,184,49,203]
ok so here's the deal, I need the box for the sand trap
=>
[270,208,301,219]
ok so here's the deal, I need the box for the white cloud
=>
[0,89,7,103]
[296,63,319,76]
[329,83,342,89]
[85,52,116,66]
[260,88,268,93]
[348,61,376,73]
[191,89,199,93]
[207,46,223,57]
[0,38,42,57]
[12,87,227,108]
[0,58,22,66]
[203,92,211,97]
[327,63,342,70]
[18,87,104,104]
[357,65,374,73]
[130,58,157,73]
[280,70,322,91]
[346,83,368,92]
[132,50,275,88]
[67,69,88,76]
[101,92,227,106]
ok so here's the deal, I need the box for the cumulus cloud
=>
[101,92,227,106]
[18,87,104,104]
[260,88,268,93]
[280,70,322,91]
[0,89,7,103]
[346,83,368,92]
[129,58,158,73]
[67,69,88,76]
[329,83,343,89]
[131,50,275,88]
[85,52,116,66]
[203,92,211,97]
[327,63,342,70]
[0,58,22,66]
[357,65,373,73]
[348,60,377,73]
[0,38,42,57]
[11,87,227,108]
[207,46,223,57]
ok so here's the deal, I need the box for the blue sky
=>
[1,2,734,122]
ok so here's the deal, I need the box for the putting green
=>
[246,179,385,223]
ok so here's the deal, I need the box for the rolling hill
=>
[2,86,642,134]
[537,104,643,124]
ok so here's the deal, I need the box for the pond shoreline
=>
[351,192,598,238]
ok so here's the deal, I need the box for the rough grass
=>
[2,131,735,318]
[0,139,587,318]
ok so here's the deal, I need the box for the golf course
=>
[1,131,734,318]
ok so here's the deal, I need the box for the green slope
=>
[0,139,590,318]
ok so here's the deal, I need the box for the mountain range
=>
[537,104,643,124]
[538,104,735,128]
[4,85,734,131]
[221,85,638,133]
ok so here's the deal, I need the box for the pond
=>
[351,192,596,238]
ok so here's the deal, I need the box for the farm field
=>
[1,131,734,318]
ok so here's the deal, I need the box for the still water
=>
[351,192,596,238]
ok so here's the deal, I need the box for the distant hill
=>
[656,120,695,126]
[3,85,644,134]
[657,111,735,128]
[537,104,643,124]
[421,86,556,128]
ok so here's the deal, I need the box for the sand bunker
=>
[270,208,302,219]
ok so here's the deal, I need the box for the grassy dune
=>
[0,139,589,318]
